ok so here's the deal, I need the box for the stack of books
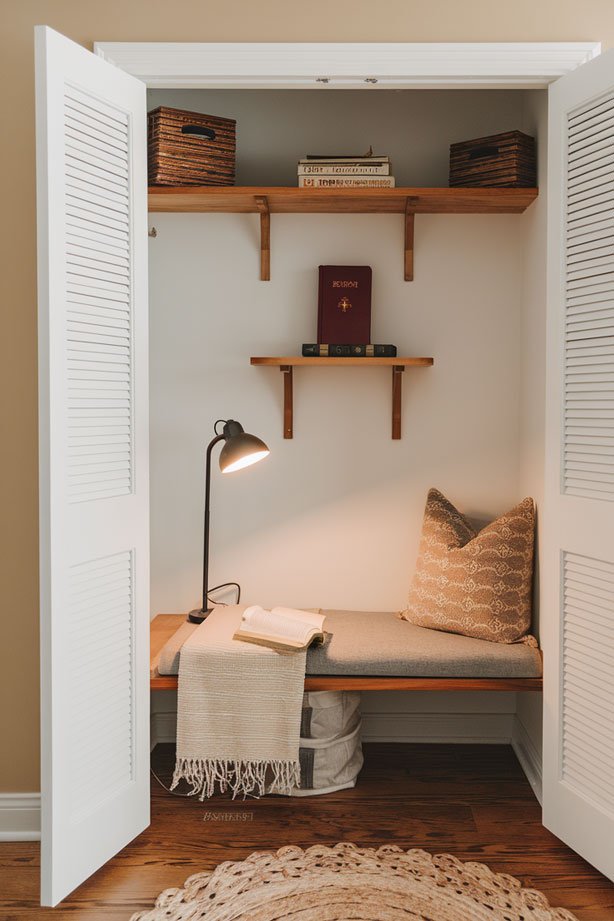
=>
[297,150,395,189]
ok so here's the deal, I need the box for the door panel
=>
[35,25,149,905]
[544,48,614,881]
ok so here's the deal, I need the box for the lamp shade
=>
[219,431,270,474]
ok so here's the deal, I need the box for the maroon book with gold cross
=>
[317,265,372,344]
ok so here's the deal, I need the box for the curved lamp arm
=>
[188,420,269,624]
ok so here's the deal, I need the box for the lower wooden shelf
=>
[149,614,542,692]
[250,356,434,439]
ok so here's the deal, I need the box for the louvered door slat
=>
[66,87,128,127]
[67,242,130,265]
[66,139,129,174]
[568,179,614,205]
[569,96,614,127]
[567,306,614,324]
[566,258,614,279]
[67,200,129,230]
[68,310,131,329]
[66,197,129,231]
[64,105,128,143]
[569,163,614,190]
[64,124,128,161]
[67,235,129,260]
[567,244,614,264]
[564,92,614,499]
[66,147,129,183]
[569,93,614,127]
[65,163,129,194]
[564,680,614,717]
[568,119,614,155]
[67,215,129,244]
[567,215,614,241]
[562,719,614,774]
[561,549,614,819]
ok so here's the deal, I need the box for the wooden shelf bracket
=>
[252,356,433,440]
[404,196,417,281]
[255,195,270,281]
[392,365,405,439]
[281,365,293,438]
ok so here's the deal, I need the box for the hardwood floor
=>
[1,743,612,920]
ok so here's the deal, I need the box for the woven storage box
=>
[148,106,236,187]
[300,691,361,741]
[272,691,363,797]
[292,724,364,796]
[449,130,536,188]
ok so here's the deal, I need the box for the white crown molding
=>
[0,793,41,841]
[94,42,601,90]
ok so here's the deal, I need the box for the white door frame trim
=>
[94,42,600,90]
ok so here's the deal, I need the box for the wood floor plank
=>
[0,743,612,920]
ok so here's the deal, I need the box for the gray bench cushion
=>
[310,610,541,677]
[157,609,542,679]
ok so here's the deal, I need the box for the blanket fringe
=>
[171,757,301,800]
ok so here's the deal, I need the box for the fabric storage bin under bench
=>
[157,610,543,679]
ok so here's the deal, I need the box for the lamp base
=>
[187,608,213,624]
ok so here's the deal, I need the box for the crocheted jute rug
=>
[130,842,579,920]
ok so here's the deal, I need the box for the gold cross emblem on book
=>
[338,296,352,312]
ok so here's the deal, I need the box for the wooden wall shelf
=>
[148,185,538,282]
[250,356,434,439]
[148,186,537,214]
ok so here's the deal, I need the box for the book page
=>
[271,607,325,631]
[240,607,316,645]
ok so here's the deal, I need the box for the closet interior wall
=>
[147,87,546,758]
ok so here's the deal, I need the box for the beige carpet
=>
[130,841,579,920]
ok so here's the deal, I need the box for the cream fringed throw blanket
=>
[171,606,307,799]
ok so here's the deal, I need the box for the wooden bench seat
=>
[150,613,543,693]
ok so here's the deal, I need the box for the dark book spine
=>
[302,343,397,357]
[370,344,397,357]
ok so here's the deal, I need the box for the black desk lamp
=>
[188,419,270,624]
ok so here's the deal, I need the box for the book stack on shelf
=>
[297,148,395,189]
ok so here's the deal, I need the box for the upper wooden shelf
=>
[148,185,537,215]
[148,186,538,283]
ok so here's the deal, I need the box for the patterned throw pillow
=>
[400,488,536,645]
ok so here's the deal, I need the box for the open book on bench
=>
[233,605,326,651]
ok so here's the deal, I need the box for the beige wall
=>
[2,0,614,792]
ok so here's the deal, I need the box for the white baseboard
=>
[151,711,178,747]
[0,793,41,841]
[152,710,516,746]
[511,716,543,804]
[361,711,515,743]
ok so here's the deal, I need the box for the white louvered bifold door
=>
[35,26,149,906]
[544,49,614,881]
